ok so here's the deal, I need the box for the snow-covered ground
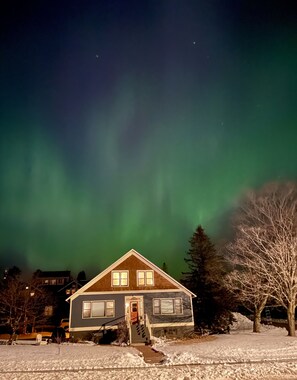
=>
[1,314,297,380]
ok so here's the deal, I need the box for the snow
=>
[1,314,297,379]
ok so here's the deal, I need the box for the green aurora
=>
[0,1,296,279]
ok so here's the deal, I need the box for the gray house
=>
[67,249,195,343]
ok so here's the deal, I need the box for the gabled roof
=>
[57,279,86,293]
[67,249,196,301]
[36,270,71,278]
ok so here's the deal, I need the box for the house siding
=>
[143,291,193,324]
[70,291,193,329]
[86,255,179,292]
[70,294,126,329]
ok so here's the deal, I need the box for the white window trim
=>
[82,300,115,319]
[111,270,129,287]
[153,298,183,315]
[137,270,154,286]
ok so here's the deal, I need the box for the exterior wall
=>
[143,291,193,325]
[86,255,178,292]
[151,326,193,339]
[70,294,126,329]
[70,291,194,336]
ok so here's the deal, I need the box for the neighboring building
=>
[34,270,80,325]
[67,249,195,343]
[35,271,71,287]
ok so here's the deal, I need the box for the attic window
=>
[112,271,128,286]
[137,270,154,286]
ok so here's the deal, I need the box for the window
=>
[50,279,57,285]
[82,301,115,318]
[57,278,64,285]
[112,271,128,286]
[44,305,53,316]
[137,270,154,286]
[153,298,183,315]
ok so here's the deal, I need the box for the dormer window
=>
[137,270,154,286]
[112,270,128,286]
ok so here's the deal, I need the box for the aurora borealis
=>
[0,1,296,279]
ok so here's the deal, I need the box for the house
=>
[35,271,71,287]
[67,249,195,344]
[34,270,74,324]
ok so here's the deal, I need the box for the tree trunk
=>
[253,298,267,333]
[287,302,296,337]
[253,309,262,333]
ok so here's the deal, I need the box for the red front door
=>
[130,301,139,324]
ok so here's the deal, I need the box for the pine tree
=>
[182,225,233,332]
[161,262,168,274]
[77,270,87,283]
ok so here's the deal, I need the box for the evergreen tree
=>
[77,270,87,283]
[161,262,168,274]
[182,225,233,332]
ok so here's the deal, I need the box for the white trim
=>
[82,300,115,319]
[111,270,129,287]
[125,295,144,323]
[69,296,73,329]
[69,289,182,296]
[69,325,119,332]
[69,322,194,332]
[67,249,196,302]
[153,297,183,315]
[136,270,154,286]
[150,322,194,328]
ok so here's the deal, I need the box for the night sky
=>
[0,0,296,279]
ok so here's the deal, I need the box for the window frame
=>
[137,270,154,286]
[111,270,129,287]
[153,298,183,315]
[82,300,115,319]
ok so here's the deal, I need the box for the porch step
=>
[131,323,150,344]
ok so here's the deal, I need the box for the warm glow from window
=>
[112,271,128,286]
[137,270,154,286]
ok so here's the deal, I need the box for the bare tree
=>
[226,182,297,336]
[225,269,270,333]
[0,270,52,339]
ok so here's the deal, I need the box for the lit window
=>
[51,279,56,285]
[82,301,115,318]
[137,271,154,286]
[44,305,53,316]
[112,271,128,286]
[153,298,183,315]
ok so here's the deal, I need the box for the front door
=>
[125,296,143,324]
[130,301,139,324]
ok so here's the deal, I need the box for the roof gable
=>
[67,249,195,300]
[36,270,71,278]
